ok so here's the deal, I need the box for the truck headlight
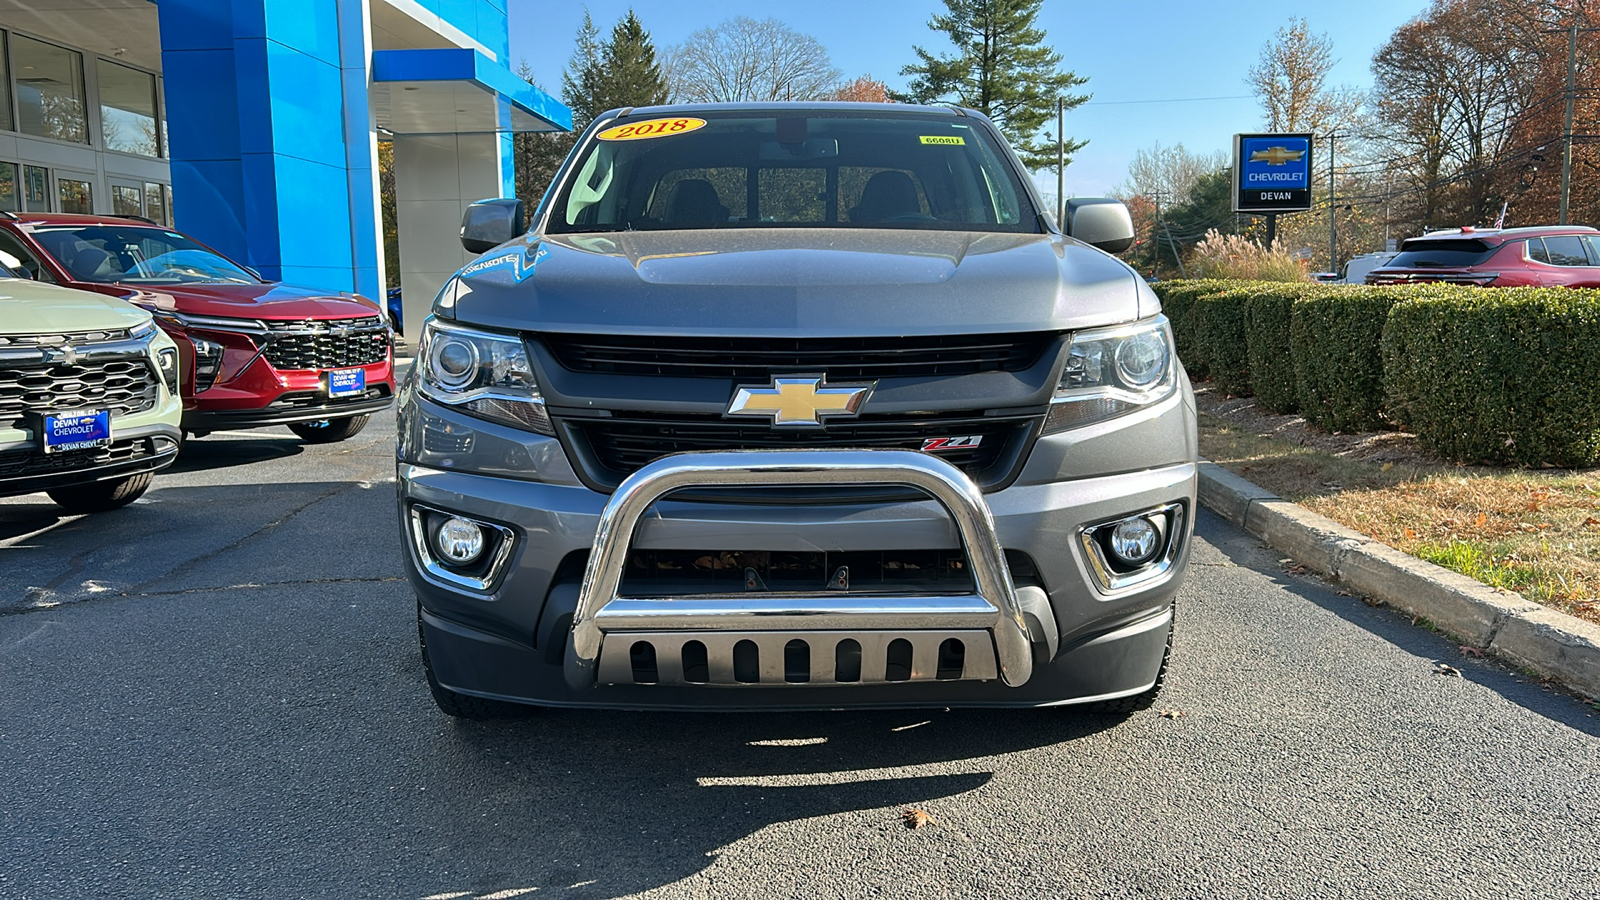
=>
[1045,315,1176,433]
[417,318,552,435]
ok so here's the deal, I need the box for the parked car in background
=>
[1366,225,1600,288]
[1339,251,1398,284]
[0,270,182,512]
[0,213,394,444]
[387,285,404,337]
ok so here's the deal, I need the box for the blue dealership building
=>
[0,0,570,331]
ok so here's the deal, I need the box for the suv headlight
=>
[1045,315,1177,433]
[416,318,552,435]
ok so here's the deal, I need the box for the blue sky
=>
[508,0,1431,196]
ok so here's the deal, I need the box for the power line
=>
[1083,94,1254,107]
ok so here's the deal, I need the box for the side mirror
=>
[461,198,526,254]
[1064,198,1135,254]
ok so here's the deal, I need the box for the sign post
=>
[1233,134,1314,249]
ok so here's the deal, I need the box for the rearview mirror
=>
[1064,198,1135,254]
[461,198,526,254]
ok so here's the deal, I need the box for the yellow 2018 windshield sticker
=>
[597,117,707,141]
[919,135,965,145]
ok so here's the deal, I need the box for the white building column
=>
[392,133,510,337]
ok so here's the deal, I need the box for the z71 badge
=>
[922,436,983,451]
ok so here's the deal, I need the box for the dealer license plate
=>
[328,368,365,398]
[42,409,111,454]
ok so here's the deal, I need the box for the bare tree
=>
[667,17,841,103]
[1247,17,1363,134]
[1118,142,1229,203]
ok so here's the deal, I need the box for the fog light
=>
[436,517,485,565]
[1108,517,1160,565]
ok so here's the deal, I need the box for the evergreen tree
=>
[899,0,1090,169]
[514,10,669,204]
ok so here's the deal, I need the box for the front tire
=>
[46,471,154,514]
[288,414,370,444]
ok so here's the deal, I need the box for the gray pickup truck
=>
[397,103,1197,718]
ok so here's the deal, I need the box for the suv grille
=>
[0,436,157,478]
[0,357,158,429]
[566,412,1035,490]
[542,332,1056,379]
[262,317,389,371]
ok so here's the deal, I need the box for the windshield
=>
[547,112,1038,234]
[29,225,259,284]
[1386,239,1495,269]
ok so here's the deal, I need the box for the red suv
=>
[0,213,393,443]
[1366,225,1600,288]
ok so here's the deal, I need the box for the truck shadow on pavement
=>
[167,434,306,474]
[408,705,1125,898]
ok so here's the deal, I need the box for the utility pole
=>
[1152,190,1186,279]
[1542,17,1598,225]
[1561,18,1578,225]
[1328,133,1338,275]
[1056,96,1065,227]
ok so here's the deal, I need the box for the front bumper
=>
[400,417,1197,709]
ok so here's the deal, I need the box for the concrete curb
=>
[1197,461,1600,700]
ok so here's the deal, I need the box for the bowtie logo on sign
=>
[1249,146,1305,166]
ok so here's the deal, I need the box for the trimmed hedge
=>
[1384,287,1600,465]
[1159,276,1600,467]
[1151,279,1237,380]
[1189,286,1253,396]
[1242,284,1304,414]
[1289,285,1408,432]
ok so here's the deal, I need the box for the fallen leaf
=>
[1285,564,1308,575]
[1362,596,1384,608]
[1435,663,1462,677]
[1475,512,1489,528]
[1159,708,1184,719]
[900,807,936,830]
[1459,645,1486,658]
[1381,462,1395,472]
[1403,527,1417,541]
[1583,517,1600,527]
[1336,590,1353,597]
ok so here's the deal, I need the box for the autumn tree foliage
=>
[1368,0,1595,233]
[830,76,895,103]
[898,0,1090,169]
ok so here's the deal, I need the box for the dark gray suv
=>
[396,103,1198,717]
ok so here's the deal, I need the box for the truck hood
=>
[122,282,382,321]
[443,229,1153,337]
[0,279,153,335]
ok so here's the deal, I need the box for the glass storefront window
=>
[144,183,169,225]
[58,177,91,214]
[0,36,14,132]
[112,184,142,218]
[23,166,48,211]
[97,60,159,157]
[11,35,88,144]
[0,163,17,212]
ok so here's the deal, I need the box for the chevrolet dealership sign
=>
[1233,133,1313,213]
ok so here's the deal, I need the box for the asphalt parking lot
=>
[3,407,1599,900]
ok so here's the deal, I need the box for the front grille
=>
[0,356,158,429]
[566,412,1034,490]
[0,436,157,479]
[262,317,389,371]
[542,332,1057,379]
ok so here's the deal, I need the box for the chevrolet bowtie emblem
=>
[725,376,874,427]
[1250,146,1305,166]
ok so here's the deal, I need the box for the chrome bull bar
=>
[567,449,1035,688]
